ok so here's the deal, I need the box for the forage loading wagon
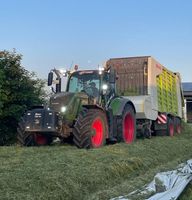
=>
[106,56,183,137]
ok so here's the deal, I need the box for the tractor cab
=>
[48,67,116,107]
[67,70,105,104]
[67,68,117,106]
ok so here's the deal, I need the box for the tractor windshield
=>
[67,71,100,98]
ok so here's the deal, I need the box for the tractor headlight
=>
[98,66,104,75]
[102,84,108,90]
[61,106,67,113]
[59,68,67,77]
[59,68,66,74]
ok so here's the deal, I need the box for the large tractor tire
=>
[167,117,174,136]
[17,117,52,146]
[17,117,36,146]
[73,108,108,148]
[117,104,136,143]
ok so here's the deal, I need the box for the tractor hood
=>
[49,92,89,121]
[49,92,75,112]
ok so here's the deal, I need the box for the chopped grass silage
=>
[0,123,192,200]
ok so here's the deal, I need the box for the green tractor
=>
[17,66,136,148]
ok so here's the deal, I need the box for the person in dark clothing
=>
[89,82,99,98]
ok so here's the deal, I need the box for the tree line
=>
[0,50,46,145]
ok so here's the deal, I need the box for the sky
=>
[0,0,192,81]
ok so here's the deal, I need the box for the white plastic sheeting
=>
[111,159,192,200]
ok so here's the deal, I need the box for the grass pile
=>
[0,123,192,200]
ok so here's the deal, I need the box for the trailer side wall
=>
[107,56,183,118]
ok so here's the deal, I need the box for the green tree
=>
[0,50,46,145]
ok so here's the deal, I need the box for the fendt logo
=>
[35,113,42,118]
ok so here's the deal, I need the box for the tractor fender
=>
[82,104,105,112]
[109,97,136,116]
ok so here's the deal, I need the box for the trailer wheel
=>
[73,108,108,148]
[117,104,136,143]
[17,117,36,146]
[144,127,152,139]
[167,117,174,137]
[175,118,181,134]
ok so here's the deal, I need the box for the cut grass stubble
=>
[0,123,192,200]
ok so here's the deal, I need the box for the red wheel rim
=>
[91,118,104,147]
[169,123,174,137]
[35,134,47,145]
[123,113,135,143]
[177,124,181,134]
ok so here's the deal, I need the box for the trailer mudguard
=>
[109,97,136,116]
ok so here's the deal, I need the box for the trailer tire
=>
[175,118,181,134]
[144,127,152,139]
[167,117,174,137]
[73,108,108,148]
[117,104,136,143]
[17,117,36,146]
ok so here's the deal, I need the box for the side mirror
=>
[109,68,116,84]
[48,72,53,86]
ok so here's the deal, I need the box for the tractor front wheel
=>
[17,118,53,146]
[17,117,35,146]
[73,108,108,148]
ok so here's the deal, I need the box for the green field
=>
[0,125,192,200]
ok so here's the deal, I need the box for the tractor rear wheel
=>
[73,108,108,148]
[117,104,136,143]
